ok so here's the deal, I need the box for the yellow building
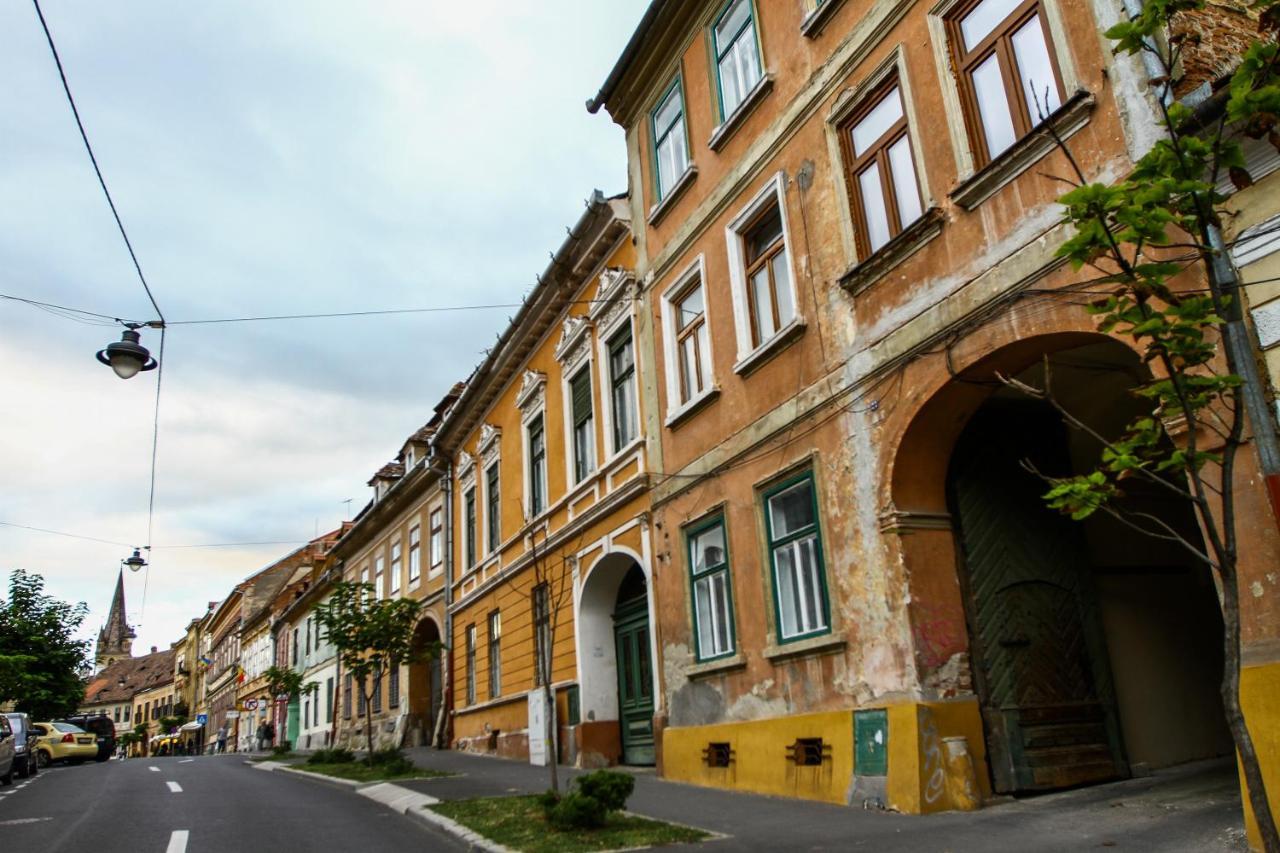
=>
[130,648,176,756]
[329,400,455,752]
[436,192,658,767]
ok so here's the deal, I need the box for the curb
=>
[404,804,515,853]
[246,760,364,790]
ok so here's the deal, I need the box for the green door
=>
[949,401,1127,793]
[613,567,655,766]
[286,697,300,749]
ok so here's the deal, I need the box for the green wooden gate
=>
[613,567,655,766]
[949,401,1128,793]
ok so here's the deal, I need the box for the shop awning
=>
[179,721,203,731]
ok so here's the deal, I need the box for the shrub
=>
[537,788,561,819]
[307,747,356,765]
[270,744,291,756]
[574,770,634,813]
[547,791,607,830]
[367,748,415,774]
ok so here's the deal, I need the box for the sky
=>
[0,1,647,658]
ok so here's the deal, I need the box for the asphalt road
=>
[0,754,465,852]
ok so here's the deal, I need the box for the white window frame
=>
[660,255,718,423]
[562,361,598,487]
[428,506,444,577]
[408,524,421,586]
[390,539,402,595]
[600,320,639,458]
[724,172,803,370]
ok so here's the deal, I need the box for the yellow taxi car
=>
[32,722,98,767]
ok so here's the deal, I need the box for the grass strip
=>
[430,794,709,853]
[293,761,452,782]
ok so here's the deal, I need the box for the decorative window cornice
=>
[554,315,594,372]
[515,369,547,412]
[479,423,502,469]
[458,452,479,489]
[589,268,637,335]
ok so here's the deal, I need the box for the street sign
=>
[196,713,208,726]
[245,698,259,711]
[226,710,240,719]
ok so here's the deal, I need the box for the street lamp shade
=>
[96,328,157,379]
[123,548,147,572]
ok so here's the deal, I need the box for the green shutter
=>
[572,370,593,427]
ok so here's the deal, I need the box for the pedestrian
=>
[255,722,266,751]
[264,721,275,749]
[217,724,228,754]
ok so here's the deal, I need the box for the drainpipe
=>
[436,455,455,750]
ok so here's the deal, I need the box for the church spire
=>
[95,570,135,672]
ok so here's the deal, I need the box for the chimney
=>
[150,646,157,654]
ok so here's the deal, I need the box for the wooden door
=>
[613,569,655,766]
[949,401,1127,793]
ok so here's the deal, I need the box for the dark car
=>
[0,714,13,785]
[58,714,115,762]
[2,713,38,778]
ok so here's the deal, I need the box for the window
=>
[292,629,298,665]
[673,279,711,404]
[114,706,120,723]
[361,566,371,602]
[374,565,384,601]
[305,617,311,654]
[326,677,334,723]
[124,706,130,722]
[372,674,382,713]
[389,665,400,708]
[487,611,502,699]
[608,327,637,450]
[343,674,352,719]
[948,0,1063,164]
[357,677,366,716]
[533,583,551,687]
[486,464,501,553]
[429,509,444,569]
[527,415,547,516]
[303,699,310,729]
[652,79,689,200]
[570,368,596,483]
[842,81,924,256]
[386,551,398,596]
[764,474,830,641]
[743,205,795,348]
[464,488,477,568]
[390,541,402,594]
[408,525,420,584]
[688,517,735,660]
[713,0,763,118]
[465,624,477,706]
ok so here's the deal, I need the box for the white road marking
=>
[179,759,194,763]
[149,766,160,772]
[166,781,183,793]
[166,830,189,853]
[0,817,52,826]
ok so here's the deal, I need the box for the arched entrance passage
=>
[576,552,656,765]
[407,616,443,747]
[892,336,1231,794]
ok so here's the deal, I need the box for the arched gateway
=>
[406,616,443,747]
[891,334,1231,794]
[575,551,656,766]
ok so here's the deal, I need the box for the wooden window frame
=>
[673,277,709,404]
[837,77,924,260]
[946,0,1065,167]
[465,624,477,706]
[429,509,444,568]
[464,487,477,568]
[743,205,789,349]
[485,463,501,554]
[527,414,547,516]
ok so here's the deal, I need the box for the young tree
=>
[157,714,188,735]
[264,665,317,704]
[314,581,434,763]
[1019,3,1280,847]
[528,531,576,794]
[0,570,90,720]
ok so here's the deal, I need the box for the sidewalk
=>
[398,748,1247,852]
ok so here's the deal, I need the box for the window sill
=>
[800,0,847,38]
[664,386,720,429]
[763,631,846,663]
[648,166,698,227]
[838,207,946,297]
[684,653,747,679]
[708,74,775,153]
[950,89,1095,211]
[733,318,806,377]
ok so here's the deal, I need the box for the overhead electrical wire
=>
[0,520,305,551]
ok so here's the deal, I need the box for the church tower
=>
[95,570,135,672]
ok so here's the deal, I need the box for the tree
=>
[314,581,434,763]
[158,714,188,735]
[264,665,316,703]
[529,531,576,794]
[0,570,90,720]
[1021,2,1280,847]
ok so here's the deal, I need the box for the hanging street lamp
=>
[123,548,148,572]
[96,324,158,379]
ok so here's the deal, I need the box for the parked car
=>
[31,722,98,767]
[0,714,14,785]
[3,713,39,778]
[59,713,115,762]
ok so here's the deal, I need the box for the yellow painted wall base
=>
[660,699,991,813]
[1241,661,1280,851]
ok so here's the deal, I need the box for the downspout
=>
[438,457,455,749]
